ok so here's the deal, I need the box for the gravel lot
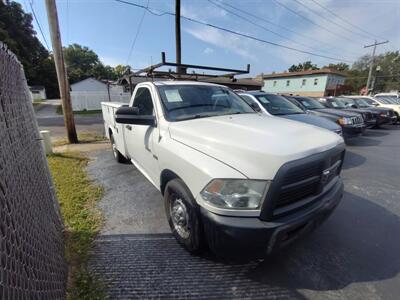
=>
[88,125,400,300]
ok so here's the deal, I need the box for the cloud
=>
[203,47,214,55]
[185,26,258,61]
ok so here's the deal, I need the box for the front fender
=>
[157,137,246,204]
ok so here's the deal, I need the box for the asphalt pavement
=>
[87,125,400,300]
[34,100,104,139]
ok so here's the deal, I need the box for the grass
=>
[53,133,107,147]
[32,99,45,106]
[47,152,105,300]
[56,105,102,115]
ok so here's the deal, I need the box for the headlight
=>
[338,117,352,125]
[200,179,269,210]
[334,128,343,136]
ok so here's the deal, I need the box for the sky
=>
[18,0,400,77]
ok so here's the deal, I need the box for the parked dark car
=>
[239,92,342,135]
[342,96,397,124]
[284,96,366,139]
[319,97,384,128]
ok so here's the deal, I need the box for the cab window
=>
[133,87,154,115]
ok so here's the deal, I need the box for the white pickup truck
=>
[102,81,345,257]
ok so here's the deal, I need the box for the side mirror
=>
[373,103,379,106]
[351,104,357,108]
[250,102,261,112]
[115,106,156,126]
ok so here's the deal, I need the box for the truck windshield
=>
[295,97,326,110]
[157,85,255,121]
[255,94,304,115]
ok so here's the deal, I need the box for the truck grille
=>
[259,146,345,221]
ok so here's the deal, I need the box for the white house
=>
[29,85,47,100]
[70,77,130,111]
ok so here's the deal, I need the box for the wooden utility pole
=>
[175,0,182,75]
[364,40,389,93]
[45,0,78,143]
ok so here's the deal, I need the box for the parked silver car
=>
[239,92,342,135]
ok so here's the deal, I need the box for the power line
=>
[208,0,351,58]
[115,0,353,63]
[272,0,361,45]
[210,0,359,59]
[309,0,387,41]
[28,1,51,50]
[125,0,149,65]
[292,0,370,41]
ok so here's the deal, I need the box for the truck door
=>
[125,86,159,185]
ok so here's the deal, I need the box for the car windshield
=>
[336,97,358,108]
[352,98,374,107]
[157,84,255,121]
[254,94,304,115]
[375,96,398,104]
[385,96,400,104]
[295,97,326,110]
[328,98,348,109]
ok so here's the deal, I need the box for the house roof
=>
[70,77,106,86]
[261,69,347,79]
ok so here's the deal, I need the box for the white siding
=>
[71,91,130,111]
[70,78,107,92]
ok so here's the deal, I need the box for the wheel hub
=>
[171,198,190,238]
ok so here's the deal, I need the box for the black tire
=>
[110,134,126,163]
[164,178,204,253]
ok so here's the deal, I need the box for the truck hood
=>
[314,108,362,118]
[168,114,343,179]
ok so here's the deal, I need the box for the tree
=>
[0,1,59,98]
[288,61,319,72]
[323,63,349,72]
[345,51,400,93]
[114,64,130,78]
[64,44,125,82]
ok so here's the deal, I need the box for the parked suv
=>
[284,96,366,139]
[341,96,397,125]
[102,81,345,258]
[320,97,389,127]
[239,92,342,135]
[360,95,400,121]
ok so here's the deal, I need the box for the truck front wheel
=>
[164,179,204,253]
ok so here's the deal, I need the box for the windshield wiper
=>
[175,114,214,121]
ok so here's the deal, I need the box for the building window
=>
[314,78,318,86]
[302,79,306,86]
[286,80,290,86]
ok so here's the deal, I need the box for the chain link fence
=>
[0,42,67,299]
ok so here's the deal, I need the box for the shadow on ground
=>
[346,136,381,147]
[341,150,366,170]
[89,192,400,299]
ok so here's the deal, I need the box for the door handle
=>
[126,125,132,131]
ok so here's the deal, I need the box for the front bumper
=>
[342,124,366,137]
[201,179,343,258]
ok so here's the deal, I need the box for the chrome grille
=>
[351,115,363,125]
